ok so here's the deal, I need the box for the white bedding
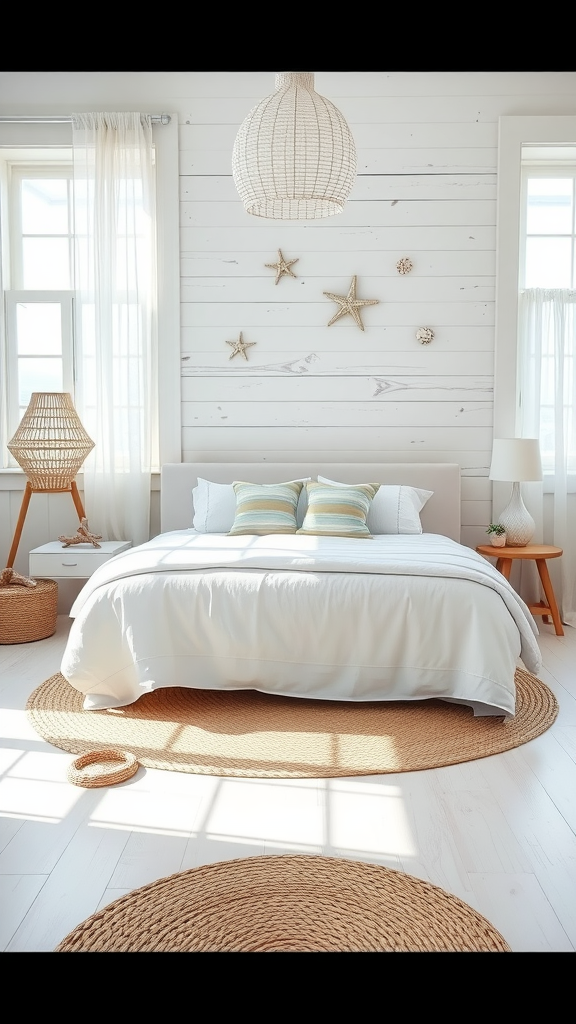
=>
[61,530,541,718]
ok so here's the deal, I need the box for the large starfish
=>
[265,249,299,285]
[323,276,379,331]
[226,331,257,361]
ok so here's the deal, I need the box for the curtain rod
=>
[0,114,171,125]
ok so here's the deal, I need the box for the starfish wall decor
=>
[323,276,379,331]
[226,331,257,361]
[265,249,299,284]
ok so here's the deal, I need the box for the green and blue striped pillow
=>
[228,480,304,535]
[296,481,379,538]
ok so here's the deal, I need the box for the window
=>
[518,154,576,475]
[496,116,576,625]
[1,153,75,459]
[0,119,181,473]
[520,162,576,290]
[494,115,576,486]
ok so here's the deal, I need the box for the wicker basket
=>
[0,578,58,644]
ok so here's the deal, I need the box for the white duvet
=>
[61,531,542,718]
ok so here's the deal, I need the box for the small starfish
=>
[323,275,379,331]
[226,331,257,361]
[265,249,299,285]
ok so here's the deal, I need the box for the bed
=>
[60,462,542,719]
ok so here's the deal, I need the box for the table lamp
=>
[6,392,94,568]
[488,438,542,546]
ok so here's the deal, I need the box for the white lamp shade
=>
[489,438,542,482]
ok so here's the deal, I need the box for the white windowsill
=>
[0,469,161,490]
[543,472,576,493]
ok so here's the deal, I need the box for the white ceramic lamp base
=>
[498,481,535,546]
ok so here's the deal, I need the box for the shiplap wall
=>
[1,70,576,587]
[177,71,576,549]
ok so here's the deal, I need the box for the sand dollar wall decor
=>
[396,257,413,274]
[416,327,435,345]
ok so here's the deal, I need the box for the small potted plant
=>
[486,523,507,547]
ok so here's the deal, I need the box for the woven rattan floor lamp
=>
[6,392,95,569]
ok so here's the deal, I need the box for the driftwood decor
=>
[59,518,102,548]
[0,567,37,588]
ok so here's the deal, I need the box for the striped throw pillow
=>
[228,480,304,535]
[296,481,379,538]
[317,476,433,534]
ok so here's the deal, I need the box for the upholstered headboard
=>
[160,463,461,542]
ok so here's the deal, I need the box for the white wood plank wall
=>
[176,71,576,548]
[2,71,576,569]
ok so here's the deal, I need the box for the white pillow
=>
[193,477,311,532]
[192,478,237,533]
[317,476,433,534]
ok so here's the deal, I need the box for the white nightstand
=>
[29,540,132,581]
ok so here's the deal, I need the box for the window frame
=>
[494,115,576,497]
[4,290,75,447]
[8,161,75,291]
[519,162,576,291]
[3,160,76,457]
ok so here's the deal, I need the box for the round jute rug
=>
[26,668,558,779]
[54,854,511,952]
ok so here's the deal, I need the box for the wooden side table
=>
[475,544,564,636]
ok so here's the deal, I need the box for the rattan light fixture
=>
[232,72,357,220]
[6,392,94,568]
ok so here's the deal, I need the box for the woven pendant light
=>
[232,72,357,220]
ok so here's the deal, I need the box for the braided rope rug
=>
[55,854,511,952]
[26,668,557,779]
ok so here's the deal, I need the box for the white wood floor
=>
[1,614,575,953]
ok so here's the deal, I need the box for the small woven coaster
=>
[67,749,139,788]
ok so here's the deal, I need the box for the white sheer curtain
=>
[71,112,158,546]
[518,288,576,626]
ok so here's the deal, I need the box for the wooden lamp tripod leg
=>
[70,480,87,520]
[6,482,33,569]
[5,479,86,570]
